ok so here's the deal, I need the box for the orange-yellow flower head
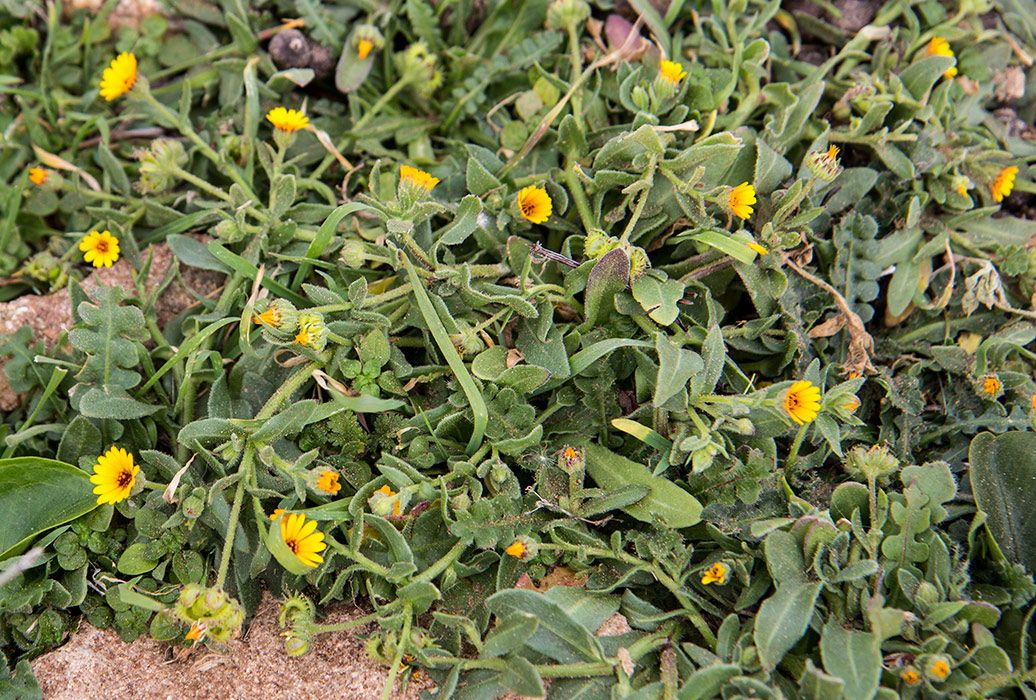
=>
[992,166,1019,203]
[266,107,309,133]
[503,536,536,561]
[400,165,439,191]
[79,230,120,268]
[505,541,527,558]
[901,668,921,686]
[806,145,843,182]
[100,52,138,101]
[29,168,48,185]
[90,446,140,505]
[748,241,768,256]
[927,657,951,682]
[784,380,822,424]
[358,39,374,60]
[279,512,326,568]
[516,185,552,224]
[728,182,756,220]
[927,37,958,78]
[317,470,341,495]
[701,562,730,585]
[659,59,687,84]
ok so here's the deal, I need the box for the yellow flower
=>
[701,562,729,585]
[517,185,552,224]
[783,380,822,424]
[294,328,310,346]
[266,107,310,133]
[79,230,120,268]
[100,52,138,101]
[927,657,951,682]
[748,242,768,256]
[992,166,1019,203]
[317,470,341,495]
[373,484,401,516]
[270,508,287,520]
[806,145,843,181]
[279,512,326,568]
[927,37,957,78]
[957,181,968,196]
[1031,394,1036,411]
[400,165,439,191]
[505,541,527,558]
[659,59,687,84]
[901,668,921,686]
[728,182,756,220]
[29,168,48,185]
[253,307,281,327]
[90,446,140,505]
[358,39,374,59]
[185,622,207,644]
[982,375,1003,397]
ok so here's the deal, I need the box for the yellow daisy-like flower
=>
[927,37,958,78]
[317,470,341,495]
[100,52,138,101]
[505,541,527,558]
[266,107,310,133]
[29,168,49,185]
[992,166,1019,203]
[748,242,768,256]
[659,59,687,84]
[373,484,401,517]
[253,307,281,327]
[400,165,439,191]
[901,668,921,686]
[358,39,374,60]
[90,446,140,505]
[783,380,822,424]
[279,512,326,568]
[927,657,951,682]
[79,230,120,268]
[516,185,552,224]
[728,182,756,220]
[982,375,1003,397]
[701,562,729,585]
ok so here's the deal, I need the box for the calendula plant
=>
[3,0,1036,698]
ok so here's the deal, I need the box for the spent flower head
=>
[29,167,48,185]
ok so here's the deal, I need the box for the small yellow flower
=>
[100,52,138,101]
[957,181,968,196]
[505,541,527,558]
[185,622,207,644]
[254,307,281,327]
[992,166,1019,203]
[79,230,120,268]
[373,484,401,517]
[400,165,439,191]
[927,37,958,78]
[901,668,921,686]
[1031,394,1036,411]
[517,185,552,224]
[927,657,951,682]
[90,446,140,505]
[982,375,1003,397]
[784,380,822,424]
[317,470,341,495]
[29,168,48,185]
[825,145,840,161]
[659,59,687,84]
[748,242,768,256]
[701,562,730,585]
[358,39,374,60]
[294,328,311,346]
[279,512,326,568]
[266,107,310,133]
[728,182,756,220]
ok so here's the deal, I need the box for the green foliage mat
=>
[2,0,1036,698]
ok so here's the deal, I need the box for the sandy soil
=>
[31,593,435,700]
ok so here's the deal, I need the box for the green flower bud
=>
[584,229,614,259]
[182,495,204,519]
[213,219,246,243]
[804,145,843,182]
[396,42,442,96]
[135,139,187,194]
[450,492,471,511]
[450,320,485,357]
[284,630,311,657]
[844,444,899,484]
[631,85,650,111]
[294,313,329,352]
[914,581,940,607]
[546,0,590,30]
[339,240,367,268]
[626,244,650,280]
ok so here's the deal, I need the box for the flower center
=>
[95,240,109,254]
[286,537,300,554]
[116,470,132,488]
[787,394,800,410]
[521,199,536,215]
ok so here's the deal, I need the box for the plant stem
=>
[564,159,597,232]
[784,422,809,475]
[215,451,252,589]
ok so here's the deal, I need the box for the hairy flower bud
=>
[546,0,590,30]
[135,139,187,194]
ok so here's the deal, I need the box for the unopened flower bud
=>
[558,446,584,474]
[631,85,650,111]
[844,444,899,483]
[546,0,590,30]
[914,581,940,607]
[340,240,367,268]
[805,145,843,182]
[396,42,441,96]
[294,313,329,352]
[135,139,187,193]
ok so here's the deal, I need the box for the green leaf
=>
[632,273,685,325]
[969,432,1036,573]
[397,580,440,613]
[654,332,704,407]
[481,612,539,658]
[499,655,545,698]
[581,248,630,330]
[68,286,148,390]
[365,514,414,571]
[167,232,231,272]
[820,622,881,700]
[77,385,160,420]
[676,664,742,700]
[690,230,757,264]
[56,415,102,465]
[0,457,98,559]
[798,659,846,700]
[116,542,160,575]
[900,55,956,101]
[754,581,823,671]
[438,195,484,245]
[583,443,702,528]
[691,325,725,399]
[249,400,318,444]
[487,589,606,663]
